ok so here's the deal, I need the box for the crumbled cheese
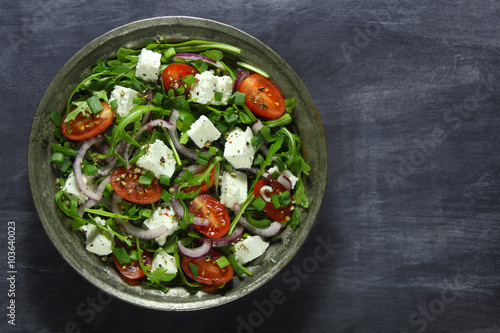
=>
[151,251,178,275]
[135,48,161,82]
[109,85,139,117]
[62,171,94,204]
[82,217,114,256]
[233,236,269,265]
[224,127,257,169]
[190,70,234,105]
[143,205,179,246]
[186,115,221,148]
[136,139,176,179]
[267,166,299,189]
[220,170,247,209]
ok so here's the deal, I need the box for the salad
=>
[50,38,310,292]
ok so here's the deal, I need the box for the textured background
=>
[1,0,500,332]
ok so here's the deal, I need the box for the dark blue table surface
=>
[1,1,499,332]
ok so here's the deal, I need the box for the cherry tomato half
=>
[238,73,286,119]
[179,165,216,195]
[181,249,234,285]
[253,178,294,222]
[62,101,113,141]
[189,195,230,239]
[162,63,199,96]
[112,240,152,280]
[110,167,162,204]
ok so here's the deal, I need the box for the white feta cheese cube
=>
[135,48,161,82]
[143,205,179,246]
[109,85,139,117]
[220,170,247,209]
[267,166,299,189]
[186,115,221,148]
[151,251,178,275]
[62,171,94,204]
[233,236,269,265]
[224,127,257,169]
[190,70,234,105]
[136,139,176,179]
[83,217,114,256]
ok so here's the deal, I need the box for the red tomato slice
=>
[189,195,230,239]
[162,63,199,95]
[62,101,113,141]
[180,165,216,195]
[181,249,234,285]
[253,178,293,222]
[238,73,286,119]
[112,240,152,280]
[110,167,162,204]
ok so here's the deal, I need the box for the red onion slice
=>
[251,119,263,136]
[170,196,184,218]
[193,217,209,227]
[238,216,282,238]
[259,185,273,202]
[276,174,292,191]
[233,69,250,92]
[74,136,104,201]
[168,109,198,160]
[172,53,225,71]
[212,224,244,247]
[110,193,168,240]
[177,238,212,259]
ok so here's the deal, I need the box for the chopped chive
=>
[216,256,230,269]
[214,91,223,102]
[252,196,266,211]
[163,47,176,62]
[112,247,131,264]
[160,175,171,186]
[233,91,246,105]
[271,194,281,209]
[176,85,185,95]
[49,110,62,127]
[110,99,118,110]
[208,146,217,156]
[83,164,98,176]
[86,96,103,114]
[196,153,210,166]
[194,59,208,72]
[279,191,292,205]
[51,152,64,164]
[160,189,172,203]
[138,172,155,186]
[188,262,199,278]
[238,111,253,124]
[182,74,196,86]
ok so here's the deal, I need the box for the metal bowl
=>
[28,16,327,311]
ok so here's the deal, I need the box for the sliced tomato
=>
[181,249,233,285]
[162,63,199,96]
[110,167,162,204]
[62,101,113,141]
[180,165,216,195]
[238,73,286,119]
[189,195,230,239]
[254,178,293,222]
[112,240,152,280]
